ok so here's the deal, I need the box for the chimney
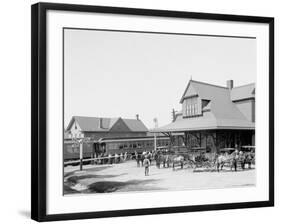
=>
[99,118,103,129]
[136,114,139,120]
[172,109,176,122]
[153,118,158,128]
[227,80,234,89]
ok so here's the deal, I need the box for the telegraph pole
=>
[153,118,158,151]
[79,139,83,171]
[71,137,91,172]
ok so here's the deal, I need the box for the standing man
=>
[136,152,140,167]
[232,149,239,171]
[143,156,150,176]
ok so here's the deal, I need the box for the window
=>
[191,104,194,115]
[186,100,199,117]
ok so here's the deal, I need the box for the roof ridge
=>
[123,118,141,121]
[190,80,228,89]
[74,115,118,120]
[232,83,255,89]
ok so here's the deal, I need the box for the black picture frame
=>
[31,2,274,222]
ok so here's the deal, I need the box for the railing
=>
[64,154,131,166]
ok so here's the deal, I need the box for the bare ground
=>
[64,160,255,194]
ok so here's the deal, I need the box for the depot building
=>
[151,79,255,152]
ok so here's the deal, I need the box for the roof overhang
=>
[150,126,255,133]
[150,117,255,133]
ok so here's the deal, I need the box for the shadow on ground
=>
[64,165,112,178]
[64,178,165,194]
[66,173,127,185]
[86,179,163,193]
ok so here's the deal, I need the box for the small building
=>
[151,79,255,152]
[64,115,150,159]
[65,115,148,140]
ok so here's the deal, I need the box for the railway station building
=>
[151,79,255,153]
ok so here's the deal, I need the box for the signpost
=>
[71,136,91,171]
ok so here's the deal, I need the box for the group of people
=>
[108,152,128,164]
[94,152,129,165]
[95,147,254,176]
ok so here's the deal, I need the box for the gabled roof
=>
[152,79,255,133]
[180,80,255,103]
[66,116,148,132]
[180,80,228,103]
[231,83,255,101]
[180,80,250,119]
[123,118,149,132]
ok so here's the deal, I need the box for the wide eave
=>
[150,117,255,133]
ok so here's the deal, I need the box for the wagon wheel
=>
[206,161,216,171]
[185,159,196,170]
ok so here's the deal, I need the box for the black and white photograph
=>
[63,28,257,195]
[29,2,274,222]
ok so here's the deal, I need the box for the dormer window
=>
[184,96,199,117]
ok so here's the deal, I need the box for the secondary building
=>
[64,115,152,159]
[65,115,148,140]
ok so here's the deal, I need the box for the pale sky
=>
[64,28,256,129]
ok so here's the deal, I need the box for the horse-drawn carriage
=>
[153,145,255,172]
[154,146,210,170]
[216,146,255,172]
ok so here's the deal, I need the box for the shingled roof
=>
[231,83,255,101]
[152,79,255,133]
[66,116,148,132]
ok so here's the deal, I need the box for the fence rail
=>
[63,151,216,165]
[64,155,127,165]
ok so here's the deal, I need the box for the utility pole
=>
[79,139,83,171]
[153,118,158,151]
[72,136,91,171]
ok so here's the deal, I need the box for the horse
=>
[215,153,235,172]
[215,154,227,172]
[154,151,172,168]
[140,152,147,166]
[171,155,184,170]
[215,151,247,172]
